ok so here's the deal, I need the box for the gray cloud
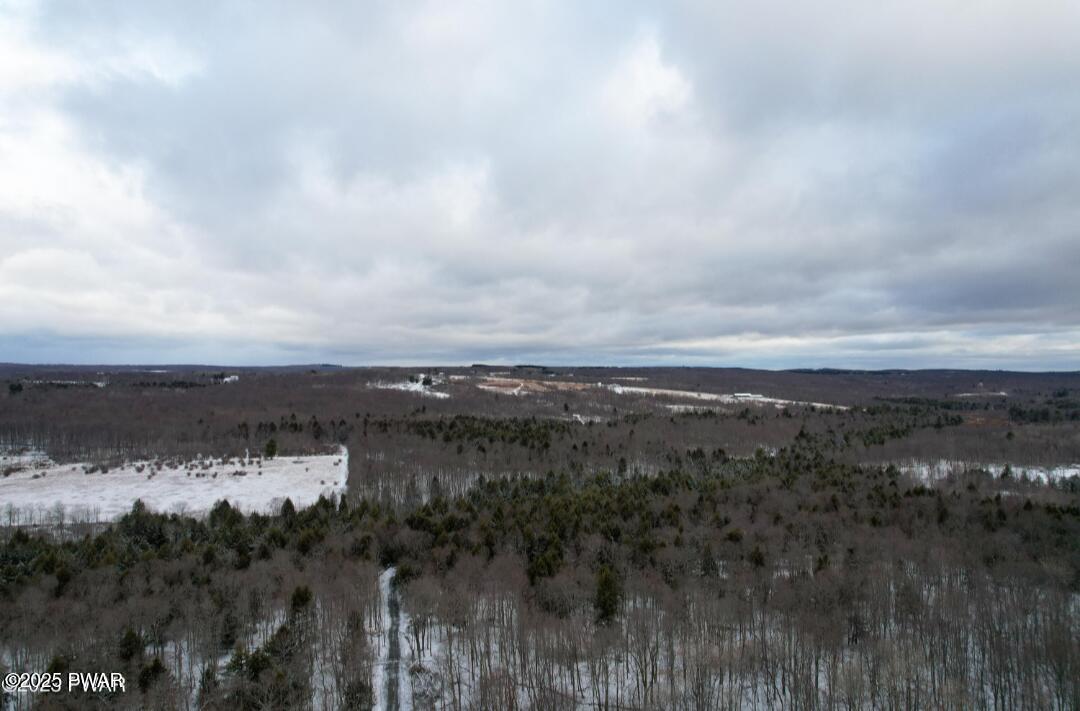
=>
[1,0,1078,368]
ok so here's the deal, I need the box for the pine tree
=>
[595,565,620,624]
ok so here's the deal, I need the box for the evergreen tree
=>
[594,565,620,624]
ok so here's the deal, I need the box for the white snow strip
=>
[894,459,1079,484]
[373,568,391,711]
[607,384,848,410]
[471,376,847,410]
[0,447,348,520]
[665,404,719,413]
[22,379,107,388]
[374,567,413,711]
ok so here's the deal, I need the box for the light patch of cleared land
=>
[476,376,591,395]
[0,448,347,521]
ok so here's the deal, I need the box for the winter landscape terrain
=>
[0,448,347,524]
[1,365,1078,710]
[5,0,1079,706]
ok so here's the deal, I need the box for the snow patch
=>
[895,459,1079,484]
[608,385,848,410]
[370,375,450,399]
[22,379,107,388]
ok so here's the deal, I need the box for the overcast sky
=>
[2,0,1078,369]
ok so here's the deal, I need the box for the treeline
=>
[1009,404,1080,424]
[238,413,352,445]
[131,380,206,390]
[4,371,1069,478]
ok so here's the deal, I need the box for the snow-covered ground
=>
[374,567,413,711]
[665,404,720,413]
[22,378,107,388]
[469,375,848,410]
[894,458,1079,484]
[477,381,527,396]
[370,375,450,399]
[727,391,849,410]
[607,384,848,410]
[0,447,348,521]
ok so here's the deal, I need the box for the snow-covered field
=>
[370,375,450,399]
[0,447,348,521]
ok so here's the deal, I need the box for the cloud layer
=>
[2,0,1079,368]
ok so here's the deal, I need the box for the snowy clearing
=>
[369,375,450,399]
[0,447,348,521]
